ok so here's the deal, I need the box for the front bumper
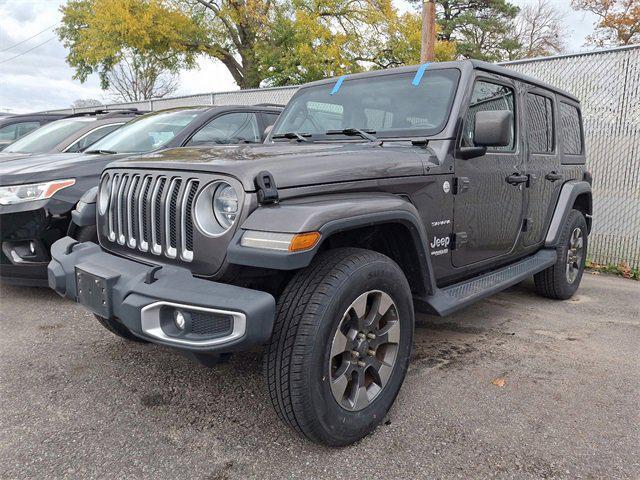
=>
[48,236,276,353]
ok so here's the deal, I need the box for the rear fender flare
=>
[545,180,592,247]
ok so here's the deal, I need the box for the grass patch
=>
[586,260,639,280]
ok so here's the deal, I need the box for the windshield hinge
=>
[255,171,279,205]
[453,177,470,194]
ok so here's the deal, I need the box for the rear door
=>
[452,74,526,267]
[522,88,562,246]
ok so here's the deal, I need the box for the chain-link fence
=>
[504,45,639,268]
[45,45,640,267]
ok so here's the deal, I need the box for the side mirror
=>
[474,110,512,147]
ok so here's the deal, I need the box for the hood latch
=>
[255,171,279,205]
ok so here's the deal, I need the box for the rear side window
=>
[462,80,516,151]
[526,93,554,154]
[560,103,583,155]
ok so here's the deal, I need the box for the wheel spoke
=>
[369,357,393,387]
[331,328,349,359]
[351,293,368,327]
[331,371,350,401]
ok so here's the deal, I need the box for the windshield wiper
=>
[85,149,118,155]
[326,128,377,142]
[272,132,312,143]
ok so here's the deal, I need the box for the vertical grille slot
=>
[138,176,152,251]
[181,180,199,261]
[100,171,199,263]
[151,177,166,255]
[126,175,139,248]
[116,175,129,245]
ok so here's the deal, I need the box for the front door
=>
[452,76,525,267]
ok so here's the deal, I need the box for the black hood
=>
[108,142,435,191]
[0,152,131,185]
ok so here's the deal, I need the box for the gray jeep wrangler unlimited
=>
[48,60,592,446]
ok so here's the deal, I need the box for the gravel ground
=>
[0,274,638,480]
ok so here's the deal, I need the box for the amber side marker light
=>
[289,232,321,252]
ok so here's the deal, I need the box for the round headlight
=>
[213,183,238,229]
[98,175,111,215]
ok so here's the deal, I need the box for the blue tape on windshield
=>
[330,75,347,95]
[412,63,431,86]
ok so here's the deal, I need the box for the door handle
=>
[506,173,528,185]
[545,171,562,182]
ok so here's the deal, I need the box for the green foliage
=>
[58,0,457,90]
[407,0,521,61]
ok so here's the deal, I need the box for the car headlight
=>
[213,182,238,229]
[0,179,75,205]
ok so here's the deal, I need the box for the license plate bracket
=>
[75,267,112,318]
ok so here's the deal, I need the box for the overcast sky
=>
[0,0,599,113]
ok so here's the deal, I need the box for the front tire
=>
[534,209,588,300]
[263,248,414,446]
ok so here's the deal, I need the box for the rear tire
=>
[263,248,414,446]
[94,314,147,343]
[534,209,587,300]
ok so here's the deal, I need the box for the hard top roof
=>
[300,59,579,103]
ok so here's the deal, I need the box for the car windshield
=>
[87,109,202,153]
[4,118,96,153]
[272,68,460,140]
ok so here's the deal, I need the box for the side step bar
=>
[415,249,557,316]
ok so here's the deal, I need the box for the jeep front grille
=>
[104,173,200,262]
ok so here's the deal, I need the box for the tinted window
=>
[65,123,123,153]
[526,93,554,154]
[187,112,260,146]
[4,118,96,153]
[560,103,582,155]
[272,69,460,139]
[0,121,40,142]
[88,109,201,153]
[462,80,515,151]
[264,112,280,128]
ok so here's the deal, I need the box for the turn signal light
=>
[289,232,321,252]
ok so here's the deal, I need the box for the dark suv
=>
[48,60,592,446]
[1,105,281,286]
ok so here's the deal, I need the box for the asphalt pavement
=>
[0,274,638,479]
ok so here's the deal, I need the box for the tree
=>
[509,0,566,59]
[58,0,455,90]
[415,0,521,61]
[107,51,180,101]
[571,0,639,46]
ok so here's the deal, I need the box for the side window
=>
[0,121,40,141]
[65,124,123,152]
[264,112,280,128]
[526,93,554,154]
[187,113,260,146]
[560,103,583,155]
[462,80,515,151]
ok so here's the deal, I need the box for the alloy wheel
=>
[328,290,400,411]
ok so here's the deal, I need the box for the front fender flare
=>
[227,193,436,294]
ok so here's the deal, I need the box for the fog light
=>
[29,241,36,254]
[174,310,186,330]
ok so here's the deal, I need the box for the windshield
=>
[4,118,96,153]
[88,109,202,153]
[272,68,460,140]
